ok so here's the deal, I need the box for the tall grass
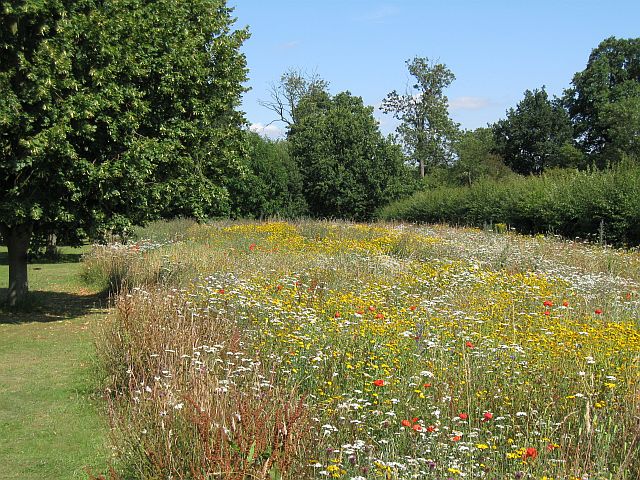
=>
[91,220,640,479]
[379,165,640,246]
[96,288,311,479]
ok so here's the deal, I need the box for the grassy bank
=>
[0,246,108,480]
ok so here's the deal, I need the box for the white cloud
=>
[450,96,491,111]
[278,40,299,49]
[249,122,284,139]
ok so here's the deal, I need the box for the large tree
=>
[493,88,576,175]
[289,91,407,220]
[0,0,248,306]
[381,57,459,177]
[563,37,640,164]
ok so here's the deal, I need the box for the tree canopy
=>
[259,69,330,128]
[381,57,459,177]
[564,36,640,164]
[452,128,512,186]
[493,88,576,175]
[0,0,248,305]
[226,132,308,219]
[289,90,407,220]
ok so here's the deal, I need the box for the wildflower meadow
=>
[86,220,640,479]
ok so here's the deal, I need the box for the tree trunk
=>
[1,224,33,307]
[417,135,426,178]
[46,233,57,257]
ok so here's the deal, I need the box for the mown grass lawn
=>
[0,246,108,480]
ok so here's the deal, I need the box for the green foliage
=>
[0,0,248,237]
[379,163,640,246]
[493,88,576,174]
[0,0,248,304]
[564,36,640,164]
[381,57,459,177]
[289,91,409,220]
[451,128,513,185]
[227,133,308,219]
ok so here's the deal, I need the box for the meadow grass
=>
[0,246,109,480]
[87,221,640,479]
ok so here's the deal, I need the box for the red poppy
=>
[412,424,422,432]
[426,425,435,432]
[334,312,341,318]
[373,379,385,387]
[543,300,553,307]
[276,284,283,291]
[375,313,385,319]
[595,309,603,315]
[401,419,411,427]
[249,243,257,251]
[356,309,364,315]
[465,341,474,349]
[543,310,551,316]
[218,289,225,295]
[458,413,468,420]
[452,435,461,442]
[412,417,419,423]
[562,300,569,307]
[409,305,417,311]
[482,412,493,421]
[368,306,376,312]
[423,383,432,388]
[523,447,538,460]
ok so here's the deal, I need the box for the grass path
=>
[0,247,108,479]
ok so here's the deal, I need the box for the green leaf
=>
[269,464,283,480]
[246,441,256,465]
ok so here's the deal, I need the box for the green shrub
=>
[379,163,640,246]
[226,132,308,219]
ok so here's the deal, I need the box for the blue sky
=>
[230,1,639,138]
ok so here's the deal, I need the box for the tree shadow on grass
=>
[0,250,84,265]
[0,289,110,324]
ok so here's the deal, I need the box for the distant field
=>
[86,221,640,478]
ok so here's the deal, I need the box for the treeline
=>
[227,87,417,221]
[226,130,413,222]
[231,36,640,244]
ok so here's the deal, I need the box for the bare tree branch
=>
[259,69,329,127]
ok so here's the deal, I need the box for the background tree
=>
[259,69,329,128]
[493,88,577,175]
[226,132,308,218]
[0,0,248,306]
[563,36,640,165]
[289,91,407,220]
[451,128,512,185]
[381,57,459,178]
